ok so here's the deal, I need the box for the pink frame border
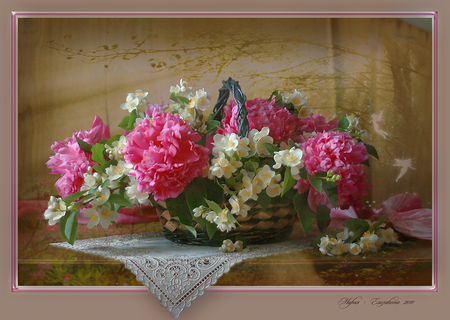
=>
[11,11,438,294]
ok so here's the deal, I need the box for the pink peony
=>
[373,193,432,241]
[46,116,110,197]
[295,131,370,211]
[123,111,210,201]
[217,96,297,143]
[295,114,339,137]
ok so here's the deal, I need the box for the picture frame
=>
[3,3,444,320]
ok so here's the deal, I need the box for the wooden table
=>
[17,215,432,288]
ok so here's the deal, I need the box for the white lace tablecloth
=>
[51,232,311,318]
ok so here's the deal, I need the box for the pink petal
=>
[391,208,432,241]
[330,206,358,219]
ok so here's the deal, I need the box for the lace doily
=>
[51,232,311,318]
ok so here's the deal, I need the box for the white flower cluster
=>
[318,223,401,256]
[120,89,149,117]
[44,196,67,226]
[219,239,244,253]
[193,205,238,232]
[166,79,212,128]
[105,136,128,160]
[203,127,304,233]
[282,89,312,118]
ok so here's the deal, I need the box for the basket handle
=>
[211,78,249,138]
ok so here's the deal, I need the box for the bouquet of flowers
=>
[44,78,379,248]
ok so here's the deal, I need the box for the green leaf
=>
[204,199,222,214]
[75,135,93,153]
[244,161,257,172]
[307,174,323,193]
[288,138,296,149]
[257,189,271,210]
[293,192,316,235]
[337,116,350,130]
[106,134,121,146]
[281,167,297,197]
[171,216,197,238]
[268,90,283,106]
[368,215,386,233]
[59,210,78,245]
[91,143,106,165]
[322,179,338,208]
[108,193,134,208]
[118,116,131,130]
[343,218,370,243]
[185,178,208,228]
[128,109,138,129]
[299,167,308,179]
[316,204,331,233]
[165,192,193,226]
[261,142,279,156]
[62,190,87,204]
[205,120,222,136]
[361,159,370,167]
[206,220,218,239]
[315,171,328,178]
[202,178,224,205]
[364,143,379,159]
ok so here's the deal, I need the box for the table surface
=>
[17,209,433,288]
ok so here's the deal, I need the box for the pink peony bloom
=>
[123,111,210,201]
[47,116,110,197]
[295,131,370,211]
[295,114,339,136]
[373,193,432,241]
[217,96,297,143]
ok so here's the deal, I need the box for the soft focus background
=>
[16,17,433,285]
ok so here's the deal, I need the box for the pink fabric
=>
[46,116,110,197]
[373,193,432,241]
[123,111,210,201]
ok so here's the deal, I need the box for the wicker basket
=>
[156,197,296,246]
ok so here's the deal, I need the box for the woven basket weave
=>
[157,198,296,247]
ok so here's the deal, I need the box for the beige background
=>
[2,2,448,320]
[17,16,433,209]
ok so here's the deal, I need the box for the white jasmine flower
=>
[348,243,362,255]
[376,228,402,245]
[229,195,250,218]
[170,79,193,99]
[254,165,275,188]
[192,88,211,111]
[359,231,380,252]
[84,207,100,228]
[212,133,250,158]
[120,95,140,113]
[105,160,133,181]
[106,136,128,160]
[273,147,304,169]
[97,203,120,229]
[220,239,236,253]
[266,174,282,197]
[44,196,67,225]
[249,127,274,156]
[234,240,244,251]
[329,240,350,256]
[81,173,99,191]
[302,131,317,140]
[347,114,361,130]
[210,152,243,179]
[125,176,150,205]
[92,187,111,207]
[298,106,313,118]
[214,208,236,232]
[282,89,308,108]
[336,228,354,241]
